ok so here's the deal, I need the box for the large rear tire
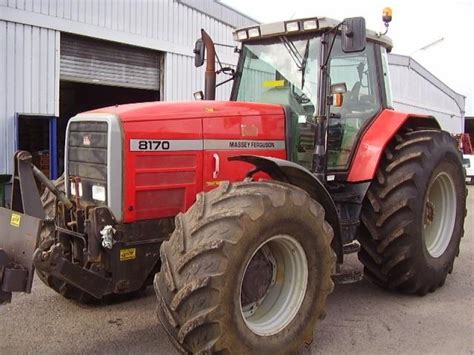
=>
[154,180,335,354]
[358,129,467,295]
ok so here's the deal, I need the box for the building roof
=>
[178,0,259,28]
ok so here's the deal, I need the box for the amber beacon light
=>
[382,7,393,24]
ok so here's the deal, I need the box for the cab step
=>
[343,241,360,254]
[332,264,364,284]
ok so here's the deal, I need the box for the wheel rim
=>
[423,172,457,258]
[240,235,308,336]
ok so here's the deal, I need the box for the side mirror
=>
[193,38,205,67]
[330,83,347,94]
[341,17,367,53]
[330,83,347,108]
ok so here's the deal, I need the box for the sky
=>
[221,0,474,115]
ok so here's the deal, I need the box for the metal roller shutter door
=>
[60,34,160,90]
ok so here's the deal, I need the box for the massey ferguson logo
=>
[83,135,91,146]
[228,141,276,149]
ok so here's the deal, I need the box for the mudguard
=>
[229,155,343,262]
[348,110,441,182]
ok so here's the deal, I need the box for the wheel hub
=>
[424,200,435,226]
[423,172,457,258]
[241,248,275,308]
[240,235,308,336]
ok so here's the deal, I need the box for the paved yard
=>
[1,187,473,354]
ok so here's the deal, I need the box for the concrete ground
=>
[0,187,473,354]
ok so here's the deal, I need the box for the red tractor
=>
[0,14,466,354]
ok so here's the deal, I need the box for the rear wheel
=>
[155,180,335,354]
[359,129,467,295]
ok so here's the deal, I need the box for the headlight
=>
[285,21,300,32]
[303,19,318,30]
[70,182,83,197]
[92,185,106,202]
[248,27,260,38]
[236,30,248,40]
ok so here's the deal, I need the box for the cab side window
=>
[327,40,381,170]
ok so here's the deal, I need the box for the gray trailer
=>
[388,54,465,134]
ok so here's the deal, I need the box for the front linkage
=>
[0,151,168,304]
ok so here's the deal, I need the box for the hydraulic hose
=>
[30,165,73,210]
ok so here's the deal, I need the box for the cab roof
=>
[234,16,393,51]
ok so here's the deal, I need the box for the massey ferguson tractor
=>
[0,12,467,355]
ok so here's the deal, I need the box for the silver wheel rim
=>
[240,234,308,336]
[423,172,457,258]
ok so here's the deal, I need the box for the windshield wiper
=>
[300,39,310,89]
[280,36,311,90]
[280,36,304,70]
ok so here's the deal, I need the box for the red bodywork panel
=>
[92,101,286,223]
[87,103,432,222]
[347,109,433,182]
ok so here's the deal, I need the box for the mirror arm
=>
[216,74,236,88]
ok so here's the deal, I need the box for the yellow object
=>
[10,213,21,227]
[120,248,137,261]
[263,80,285,88]
[206,181,222,187]
[383,7,392,17]
[205,107,215,113]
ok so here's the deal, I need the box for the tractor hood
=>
[89,101,285,122]
[71,100,287,223]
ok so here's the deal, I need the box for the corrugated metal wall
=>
[388,54,465,134]
[164,53,235,101]
[158,1,240,100]
[0,20,59,174]
[178,0,258,28]
[0,0,249,101]
[0,0,255,173]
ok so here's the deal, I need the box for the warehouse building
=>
[0,0,257,178]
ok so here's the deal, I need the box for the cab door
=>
[202,109,286,191]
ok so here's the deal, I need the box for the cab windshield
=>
[232,35,382,172]
[233,36,321,168]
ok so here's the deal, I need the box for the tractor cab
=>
[230,17,394,177]
[195,16,394,181]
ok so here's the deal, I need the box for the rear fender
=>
[348,110,441,182]
[229,155,343,263]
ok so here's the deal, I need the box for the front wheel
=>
[154,180,335,354]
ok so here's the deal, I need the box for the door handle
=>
[213,153,220,179]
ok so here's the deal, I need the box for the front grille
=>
[67,121,108,204]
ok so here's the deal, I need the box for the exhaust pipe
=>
[201,29,216,100]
